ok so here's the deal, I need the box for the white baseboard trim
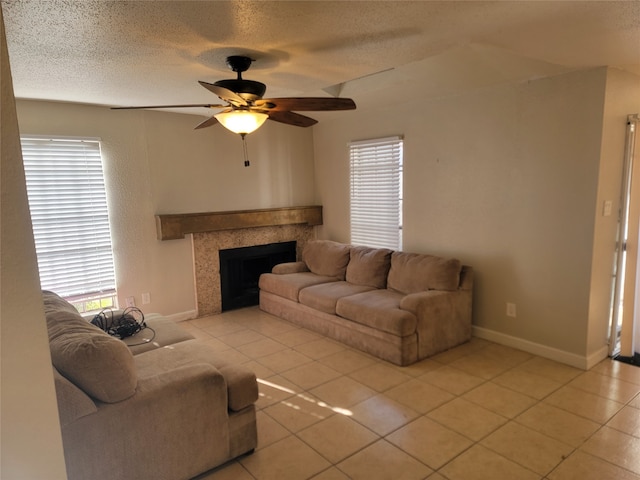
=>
[163,310,198,323]
[472,326,609,370]
[585,345,610,370]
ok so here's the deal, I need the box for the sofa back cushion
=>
[387,252,462,294]
[43,291,138,403]
[302,240,351,280]
[346,246,392,288]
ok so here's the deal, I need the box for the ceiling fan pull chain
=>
[241,133,250,167]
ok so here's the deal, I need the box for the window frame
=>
[349,135,404,250]
[20,135,117,312]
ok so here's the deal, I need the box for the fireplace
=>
[192,224,315,316]
[219,241,296,311]
[158,206,322,316]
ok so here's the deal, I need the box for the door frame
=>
[609,114,639,357]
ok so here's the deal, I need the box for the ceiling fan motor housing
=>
[213,79,266,101]
[215,55,267,101]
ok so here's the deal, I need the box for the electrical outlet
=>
[141,292,151,305]
[125,296,136,308]
[506,302,517,318]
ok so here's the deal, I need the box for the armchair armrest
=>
[272,261,309,274]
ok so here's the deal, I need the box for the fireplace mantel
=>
[155,205,323,240]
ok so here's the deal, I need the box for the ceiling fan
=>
[112,55,356,136]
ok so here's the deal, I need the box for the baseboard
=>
[163,310,198,323]
[472,326,608,370]
[585,345,610,370]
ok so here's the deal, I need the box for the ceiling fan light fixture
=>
[214,110,268,135]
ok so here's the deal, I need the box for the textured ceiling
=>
[1,1,639,119]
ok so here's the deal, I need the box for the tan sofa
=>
[259,240,473,366]
[43,291,258,480]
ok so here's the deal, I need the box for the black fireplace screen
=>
[219,241,296,311]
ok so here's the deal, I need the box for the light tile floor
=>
[188,307,640,480]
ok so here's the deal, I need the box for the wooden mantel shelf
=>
[155,205,323,240]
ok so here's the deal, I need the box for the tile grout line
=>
[188,308,640,480]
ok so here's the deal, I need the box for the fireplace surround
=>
[156,206,322,317]
[193,225,314,315]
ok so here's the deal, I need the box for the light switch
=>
[603,200,613,217]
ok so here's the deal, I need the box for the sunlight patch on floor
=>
[257,378,353,416]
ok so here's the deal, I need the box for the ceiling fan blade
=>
[267,110,318,127]
[111,104,225,110]
[255,97,356,111]
[198,81,248,106]
[194,116,220,129]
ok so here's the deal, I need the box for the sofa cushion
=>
[259,272,340,302]
[387,252,462,293]
[125,315,195,355]
[134,340,258,412]
[346,246,392,289]
[299,281,375,315]
[43,291,138,403]
[336,289,417,336]
[302,240,351,279]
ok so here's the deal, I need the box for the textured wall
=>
[312,67,634,366]
[0,10,67,478]
[14,100,316,318]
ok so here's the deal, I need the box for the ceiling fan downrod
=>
[241,133,250,167]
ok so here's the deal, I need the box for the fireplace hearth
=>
[219,241,296,311]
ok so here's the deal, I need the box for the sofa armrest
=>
[400,290,472,357]
[217,364,259,411]
[400,290,453,314]
[53,367,97,427]
[62,363,232,480]
[272,261,309,274]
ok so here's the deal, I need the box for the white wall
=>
[15,101,316,317]
[1,9,67,478]
[12,64,639,371]
[314,67,639,367]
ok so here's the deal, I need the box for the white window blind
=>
[349,136,403,250]
[21,136,116,306]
